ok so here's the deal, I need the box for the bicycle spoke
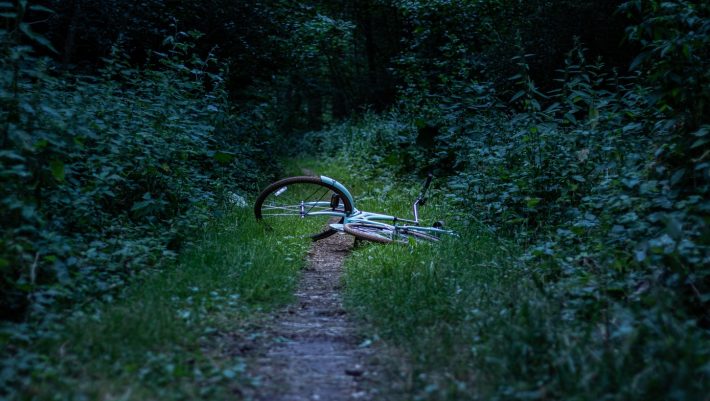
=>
[305,188,331,215]
[255,176,353,240]
[261,203,335,216]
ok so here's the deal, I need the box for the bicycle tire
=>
[255,176,353,241]
[343,223,439,244]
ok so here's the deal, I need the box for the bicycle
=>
[253,174,456,244]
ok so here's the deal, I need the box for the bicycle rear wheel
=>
[343,223,439,244]
[255,176,353,240]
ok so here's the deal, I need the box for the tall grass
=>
[293,111,710,400]
[339,161,709,401]
[17,207,309,400]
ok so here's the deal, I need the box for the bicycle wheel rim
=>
[255,176,353,240]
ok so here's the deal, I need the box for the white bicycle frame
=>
[297,176,455,237]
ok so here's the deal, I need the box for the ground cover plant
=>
[4,207,310,400]
[1,26,277,323]
[305,114,709,399]
[1,6,282,399]
[345,218,709,400]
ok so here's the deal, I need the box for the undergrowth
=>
[0,21,284,400]
[307,113,710,400]
[3,207,309,400]
[1,27,279,323]
[345,223,709,400]
[305,6,710,397]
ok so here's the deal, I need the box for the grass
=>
[5,156,372,400]
[10,156,708,400]
[335,157,709,401]
[9,157,398,400]
[21,207,310,400]
[340,171,527,400]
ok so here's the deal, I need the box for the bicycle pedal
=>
[433,220,445,228]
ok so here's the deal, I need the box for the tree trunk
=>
[63,0,82,68]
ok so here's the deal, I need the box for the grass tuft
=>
[22,207,310,400]
[341,168,710,401]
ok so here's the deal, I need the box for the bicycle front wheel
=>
[255,176,353,240]
[343,223,439,244]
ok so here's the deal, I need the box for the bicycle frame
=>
[298,175,455,237]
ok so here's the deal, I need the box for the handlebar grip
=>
[420,173,433,198]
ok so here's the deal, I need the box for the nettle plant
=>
[443,42,647,237]
[0,9,268,323]
[620,0,709,317]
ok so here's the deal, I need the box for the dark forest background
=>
[18,0,638,129]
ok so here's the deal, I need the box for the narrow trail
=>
[248,232,380,401]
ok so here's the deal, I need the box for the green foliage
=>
[346,224,710,400]
[2,1,709,400]
[279,12,360,128]
[308,38,709,394]
[2,208,309,400]
[0,11,278,326]
[391,0,631,99]
[317,24,710,326]
[623,0,710,129]
[309,154,710,401]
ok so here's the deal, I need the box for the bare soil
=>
[246,232,381,401]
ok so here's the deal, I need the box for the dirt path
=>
[247,232,379,401]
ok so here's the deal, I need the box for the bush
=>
[0,25,278,321]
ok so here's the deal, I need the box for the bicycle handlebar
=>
[418,173,433,201]
[413,173,433,224]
